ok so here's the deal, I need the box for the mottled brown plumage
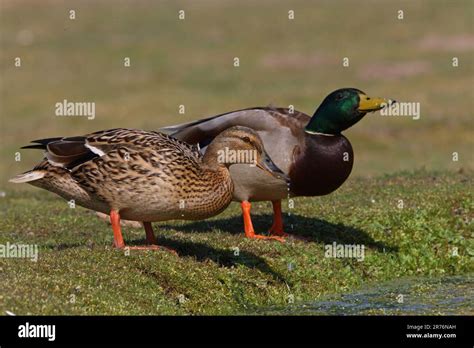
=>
[10,127,286,250]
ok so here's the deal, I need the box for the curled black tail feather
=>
[21,137,63,150]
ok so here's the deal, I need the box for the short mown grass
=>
[0,0,472,316]
[0,170,471,315]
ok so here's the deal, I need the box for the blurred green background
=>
[1,0,472,187]
[0,0,472,316]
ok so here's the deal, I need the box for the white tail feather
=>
[9,171,45,183]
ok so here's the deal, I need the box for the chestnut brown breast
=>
[289,134,353,197]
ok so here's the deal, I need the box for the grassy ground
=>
[0,1,473,315]
[0,170,472,315]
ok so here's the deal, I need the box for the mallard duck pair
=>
[162,88,392,240]
[11,88,392,248]
[10,127,287,251]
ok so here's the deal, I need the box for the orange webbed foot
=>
[109,212,178,255]
[241,201,286,243]
[122,244,178,255]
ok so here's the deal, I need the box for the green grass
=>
[0,170,471,315]
[0,0,472,315]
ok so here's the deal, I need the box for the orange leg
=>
[268,200,289,237]
[241,201,285,242]
[109,211,177,254]
[267,202,310,242]
[143,222,158,244]
[110,210,125,249]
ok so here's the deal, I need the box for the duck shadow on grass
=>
[44,236,287,282]
[159,213,398,253]
[128,237,288,283]
[43,214,397,284]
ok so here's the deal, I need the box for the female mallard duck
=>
[162,88,394,241]
[10,126,287,251]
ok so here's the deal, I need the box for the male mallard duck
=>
[162,88,393,240]
[10,126,287,250]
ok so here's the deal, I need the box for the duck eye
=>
[335,93,344,101]
[242,136,251,143]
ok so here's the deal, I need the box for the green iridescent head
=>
[305,88,391,135]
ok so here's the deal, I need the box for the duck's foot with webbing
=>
[268,200,312,242]
[109,210,178,254]
[268,200,288,237]
[240,201,286,242]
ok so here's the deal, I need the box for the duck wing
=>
[22,128,200,170]
[22,135,95,169]
[161,107,311,149]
